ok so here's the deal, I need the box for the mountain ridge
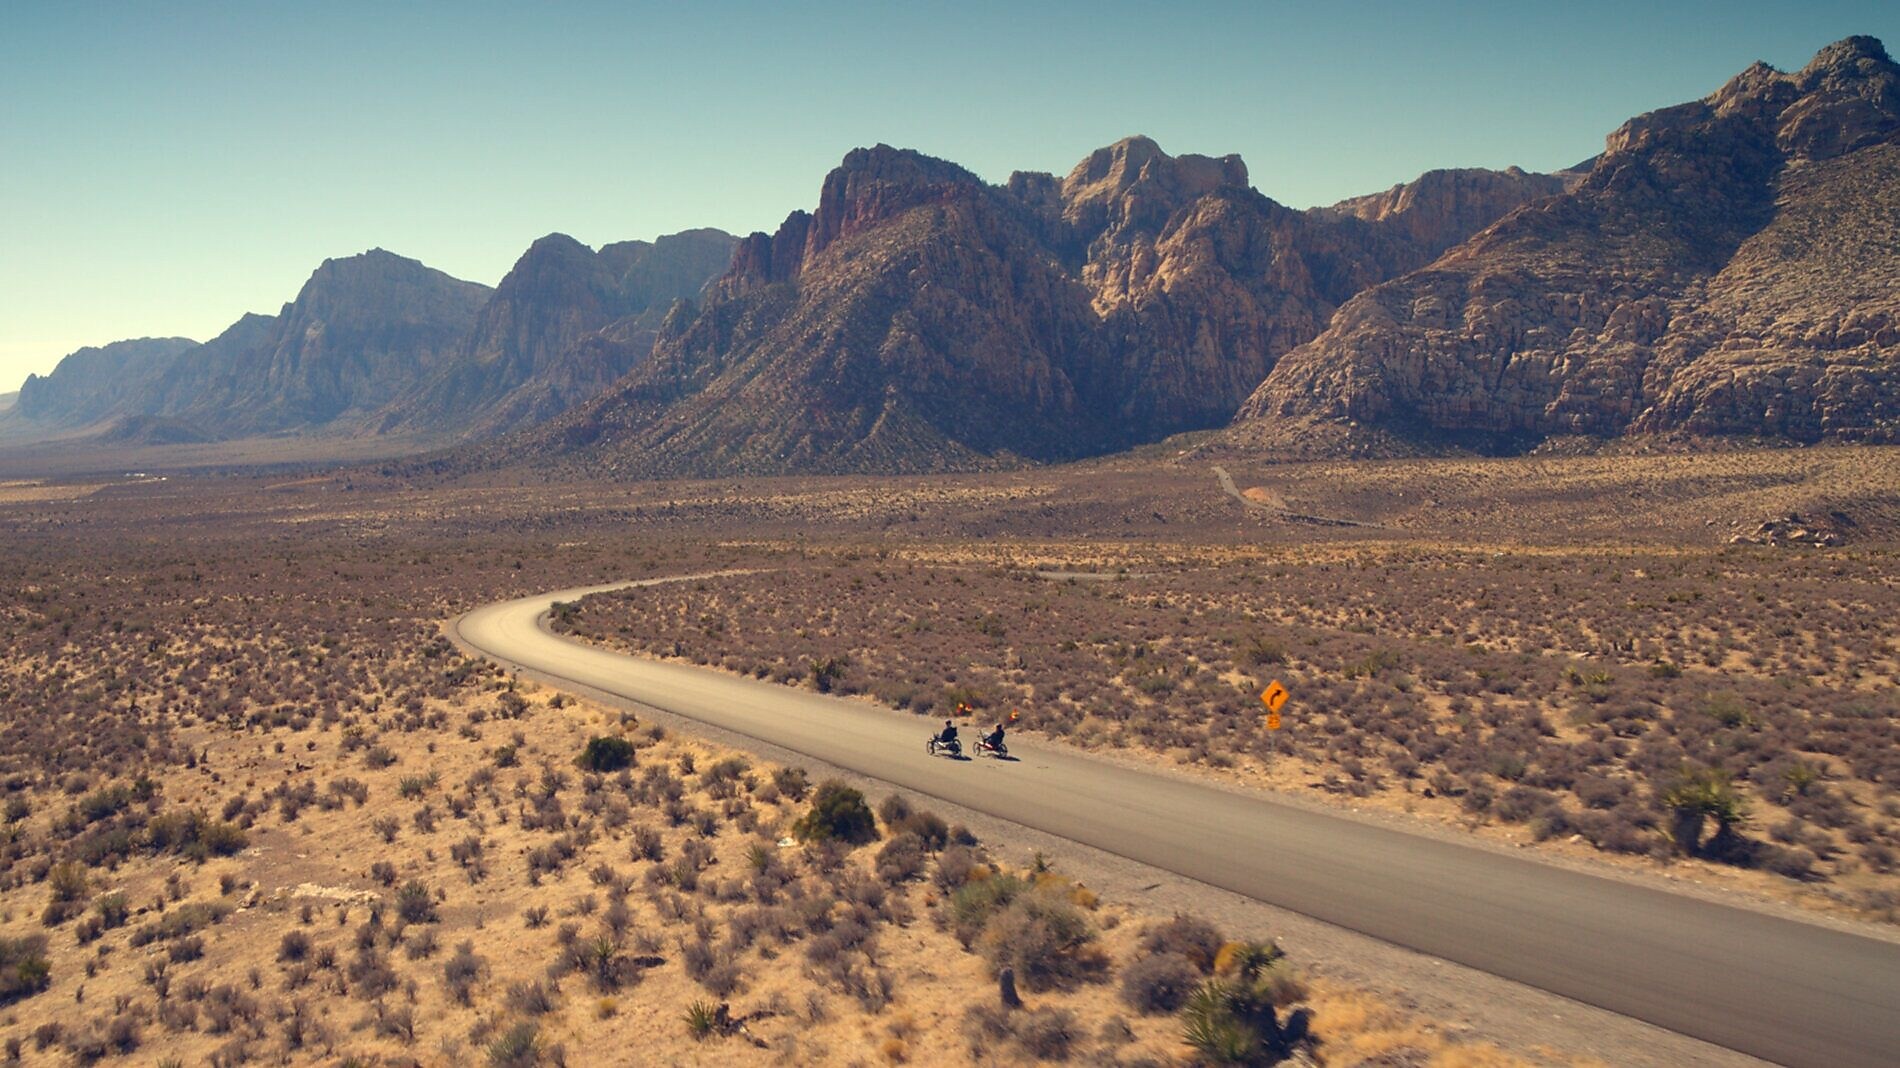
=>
[486,136,1566,477]
[1230,34,1900,452]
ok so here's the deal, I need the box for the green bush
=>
[683,998,722,1040]
[1661,766,1749,856]
[144,809,247,861]
[577,736,635,773]
[791,781,877,846]
[0,935,51,1005]
[950,872,1027,946]
[1179,939,1308,1064]
[486,1021,542,1067]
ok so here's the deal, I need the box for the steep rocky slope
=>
[1233,36,1900,451]
[380,228,734,436]
[161,249,491,437]
[504,139,1561,477]
[1310,165,1580,267]
[25,251,496,443]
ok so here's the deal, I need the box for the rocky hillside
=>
[502,138,1561,477]
[12,337,198,427]
[1310,165,1580,266]
[379,228,735,437]
[1233,36,1900,451]
[17,251,495,444]
[157,250,493,437]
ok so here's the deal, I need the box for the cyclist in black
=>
[938,720,959,747]
[983,722,1006,751]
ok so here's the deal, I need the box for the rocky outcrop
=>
[380,228,734,436]
[1730,512,1853,547]
[1310,166,1577,268]
[500,137,1558,477]
[1233,36,1900,451]
[13,337,198,427]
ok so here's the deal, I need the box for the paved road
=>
[457,578,1900,1068]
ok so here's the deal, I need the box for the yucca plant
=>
[683,998,722,1040]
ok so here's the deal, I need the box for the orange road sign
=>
[1261,680,1289,713]
[1266,709,1282,731]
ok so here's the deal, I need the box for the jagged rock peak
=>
[1801,34,1894,82]
[1061,135,1249,212]
[807,145,983,259]
[1608,35,1898,162]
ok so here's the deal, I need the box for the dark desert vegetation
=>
[0,464,1572,1065]
[562,447,1900,921]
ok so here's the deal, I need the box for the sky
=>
[2,1,1895,391]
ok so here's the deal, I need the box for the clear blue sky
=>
[3,1,1893,390]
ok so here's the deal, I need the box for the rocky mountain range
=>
[10,36,1893,473]
[376,229,736,438]
[9,233,735,444]
[1231,35,1900,451]
[497,137,1564,476]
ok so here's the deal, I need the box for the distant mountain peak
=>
[1801,34,1893,80]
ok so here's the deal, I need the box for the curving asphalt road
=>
[456,578,1900,1068]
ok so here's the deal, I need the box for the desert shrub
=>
[875,833,927,885]
[1660,766,1750,857]
[144,809,248,860]
[792,781,878,846]
[933,844,983,891]
[0,936,51,1005]
[128,901,230,947]
[963,1003,1078,1062]
[506,980,557,1016]
[950,872,1026,946]
[486,1021,542,1067]
[405,926,440,959]
[1013,1007,1079,1060]
[444,940,484,1004]
[394,880,438,924]
[977,889,1100,991]
[277,930,311,963]
[1763,845,1820,881]
[578,736,635,773]
[1180,944,1310,1066]
[168,935,206,962]
[48,861,89,904]
[1120,951,1202,1014]
[772,766,810,801]
[879,794,951,850]
[1138,913,1223,973]
[683,999,722,1040]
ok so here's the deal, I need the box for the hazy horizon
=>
[4,1,1895,391]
